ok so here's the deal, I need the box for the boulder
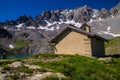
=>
[8,61,23,68]
[24,64,40,70]
[27,72,65,80]
[98,57,112,62]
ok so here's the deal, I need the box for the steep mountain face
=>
[0,28,12,47]
[0,3,120,57]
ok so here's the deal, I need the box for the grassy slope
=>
[27,54,120,80]
[0,54,120,80]
[105,37,120,55]
[11,40,31,50]
[6,40,31,52]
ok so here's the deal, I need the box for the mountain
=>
[0,4,120,38]
[0,3,120,57]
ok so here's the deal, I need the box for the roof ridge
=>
[50,24,107,43]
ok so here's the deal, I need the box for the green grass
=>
[105,37,120,48]
[42,75,69,80]
[10,40,31,50]
[1,54,120,80]
[0,59,15,67]
[105,37,120,55]
[17,67,33,74]
[33,53,69,59]
[6,75,19,80]
[31,54,120,80]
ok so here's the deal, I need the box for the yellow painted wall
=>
[55,31,92,56]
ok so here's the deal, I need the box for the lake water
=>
[0,53,32,59]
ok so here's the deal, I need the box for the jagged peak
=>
[110,2,120,16]
[0,4,117,28]
[101,8,107,11]
[110,2,120,10]
[114,2,120,9]
[83,5,89,8]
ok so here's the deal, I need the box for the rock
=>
[25,19,36,27]
[50,12,59,22]
[99,8,111,19]
[1,20,17,27]
[0,67,3,71]
[8,61,23,68]
[37,20,47,27]
[19,72,30,80]
[110,2,120,16]
[91,9,99,19]
[41,10,51,20]
[0,28,12,39]
[0,73,5,80]
[73,5,92,23]
[54,9,61,16]
[14,29,45,41]
[61,9,74,21]
[24,64,40,70]
[110,8,118,16]
[16,15,33,24]
[0,28,13,55]
[98,57,112,62]
[35,15,43,21]
[27,72,65,80]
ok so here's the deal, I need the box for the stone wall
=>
[55,31,92,56]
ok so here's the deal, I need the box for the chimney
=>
[80,23,91,33]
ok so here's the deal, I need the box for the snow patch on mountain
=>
[92,13,97,18]
[9,44,15,49]
[46,27,54,31]
[88,18,105,23]
[98,30,120,37]
[3,26,8,29]
[37,26,47,30]
[46,20,82,28]
[15,23,23,28]
[98,18,104,21]
[37,26,55,31]
[46,21,58,26]
[107,26,111,32]
[37,19,82,31]
[27,26,36,29]
[64,20,82,28]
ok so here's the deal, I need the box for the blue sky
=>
[0,0,120,22]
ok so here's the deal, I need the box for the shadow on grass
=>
[105,54,120,58]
